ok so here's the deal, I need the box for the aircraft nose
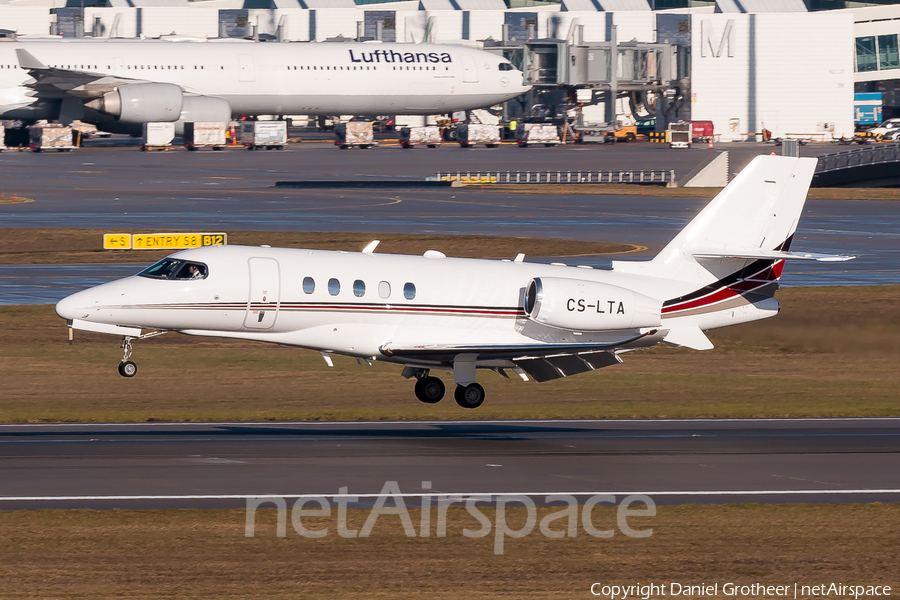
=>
[55,290,90,321]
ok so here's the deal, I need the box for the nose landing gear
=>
[115,331,167,377]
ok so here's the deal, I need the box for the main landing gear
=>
[115,331,167,378]
[412,369,485,409]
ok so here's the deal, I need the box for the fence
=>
[435,170,676,185]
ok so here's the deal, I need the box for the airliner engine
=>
[524,277,661,331]
[173,95,231,135]
[86,83,184,123]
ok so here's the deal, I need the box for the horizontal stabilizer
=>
[663,327,714,351]
[694,249,855,262]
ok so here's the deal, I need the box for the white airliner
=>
[55,156,852,408]
[0,39,529,134]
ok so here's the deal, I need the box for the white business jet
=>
[55,156,852,409]
[0,39,529,134]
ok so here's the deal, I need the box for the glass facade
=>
[879,34,900,70]
[856,35,900,73]
[857,36,878,72]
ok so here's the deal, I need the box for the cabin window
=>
[353,280,366,297]
[403,282,416,300]
[328,278,341,296]
[378,281,391,299]
[303,277,315,294]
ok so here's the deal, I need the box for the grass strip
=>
[1,286,897,422]
[0,229,637,265]
[0,504,896,599]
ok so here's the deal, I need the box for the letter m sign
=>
[701,19,734,58]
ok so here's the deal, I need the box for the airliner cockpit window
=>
[174,262,208,280]
[138,258,181,280]
[499,63,514,71]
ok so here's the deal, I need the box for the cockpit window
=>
[175,262,208,280]
[138,258,181,279]
[499,62,514,71]
[138,258,208,280]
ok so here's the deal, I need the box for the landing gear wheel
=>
[454,383,485,409]
[414,376,445,404]
[118,361,137,378]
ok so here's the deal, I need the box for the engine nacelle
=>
[87,83,184,123]
[524,277,662,331]
[173,95,231,136]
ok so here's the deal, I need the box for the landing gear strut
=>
[413,370,445,404]
[115,331,166,378]
[454,383,485,409]
[118,336,137,378]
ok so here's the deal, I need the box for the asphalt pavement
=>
[0,418,897,510]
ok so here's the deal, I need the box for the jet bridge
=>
[488,25,683,127]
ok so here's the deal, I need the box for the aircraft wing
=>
[16,48,144,99]
[380,330,659,382]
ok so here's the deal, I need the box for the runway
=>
[0,418,897,510]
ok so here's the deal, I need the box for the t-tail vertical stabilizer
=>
[612,155,854,344]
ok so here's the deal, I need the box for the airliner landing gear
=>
[414,372,445,404]
[118,336,137,378]
[454,383,485,409]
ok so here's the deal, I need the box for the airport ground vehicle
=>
[183,122,226,151]
[241,121,287,150]
[29,123,76,152]
[399,126,441,148]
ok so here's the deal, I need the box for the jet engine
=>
[524,277,661,331]
[86,83,184,123]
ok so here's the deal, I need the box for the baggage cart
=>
[335,121,375,149]
[29,124,76,152]
[399,126,441,149]
[184,122,227,151]
[241,121,288,150]
[458,123,501,148]
[141,122,175,151]
[668,121,692,149]
[517,123,561,147]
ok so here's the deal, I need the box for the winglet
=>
[16,48,47,71]
[663,327,714,351]
[362,240,380,254]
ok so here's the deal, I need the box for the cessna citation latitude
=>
[55,156,853,409]
[0,39,529,134]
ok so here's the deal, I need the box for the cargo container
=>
[0,124,5,152]
[854,92,883,127]
[141,122,175,151]
[667,121,691,149]
[184,122,227,151]
[29,123,76,152]
[458,123,501,148]
[690,120,714,142]
[241,121,288,150]
[517,123,560,147]
[335,121,375,149]
[399,126,441,149]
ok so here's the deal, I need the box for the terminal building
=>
[3,0,900,140]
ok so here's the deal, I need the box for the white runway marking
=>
[2,489,899,502]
